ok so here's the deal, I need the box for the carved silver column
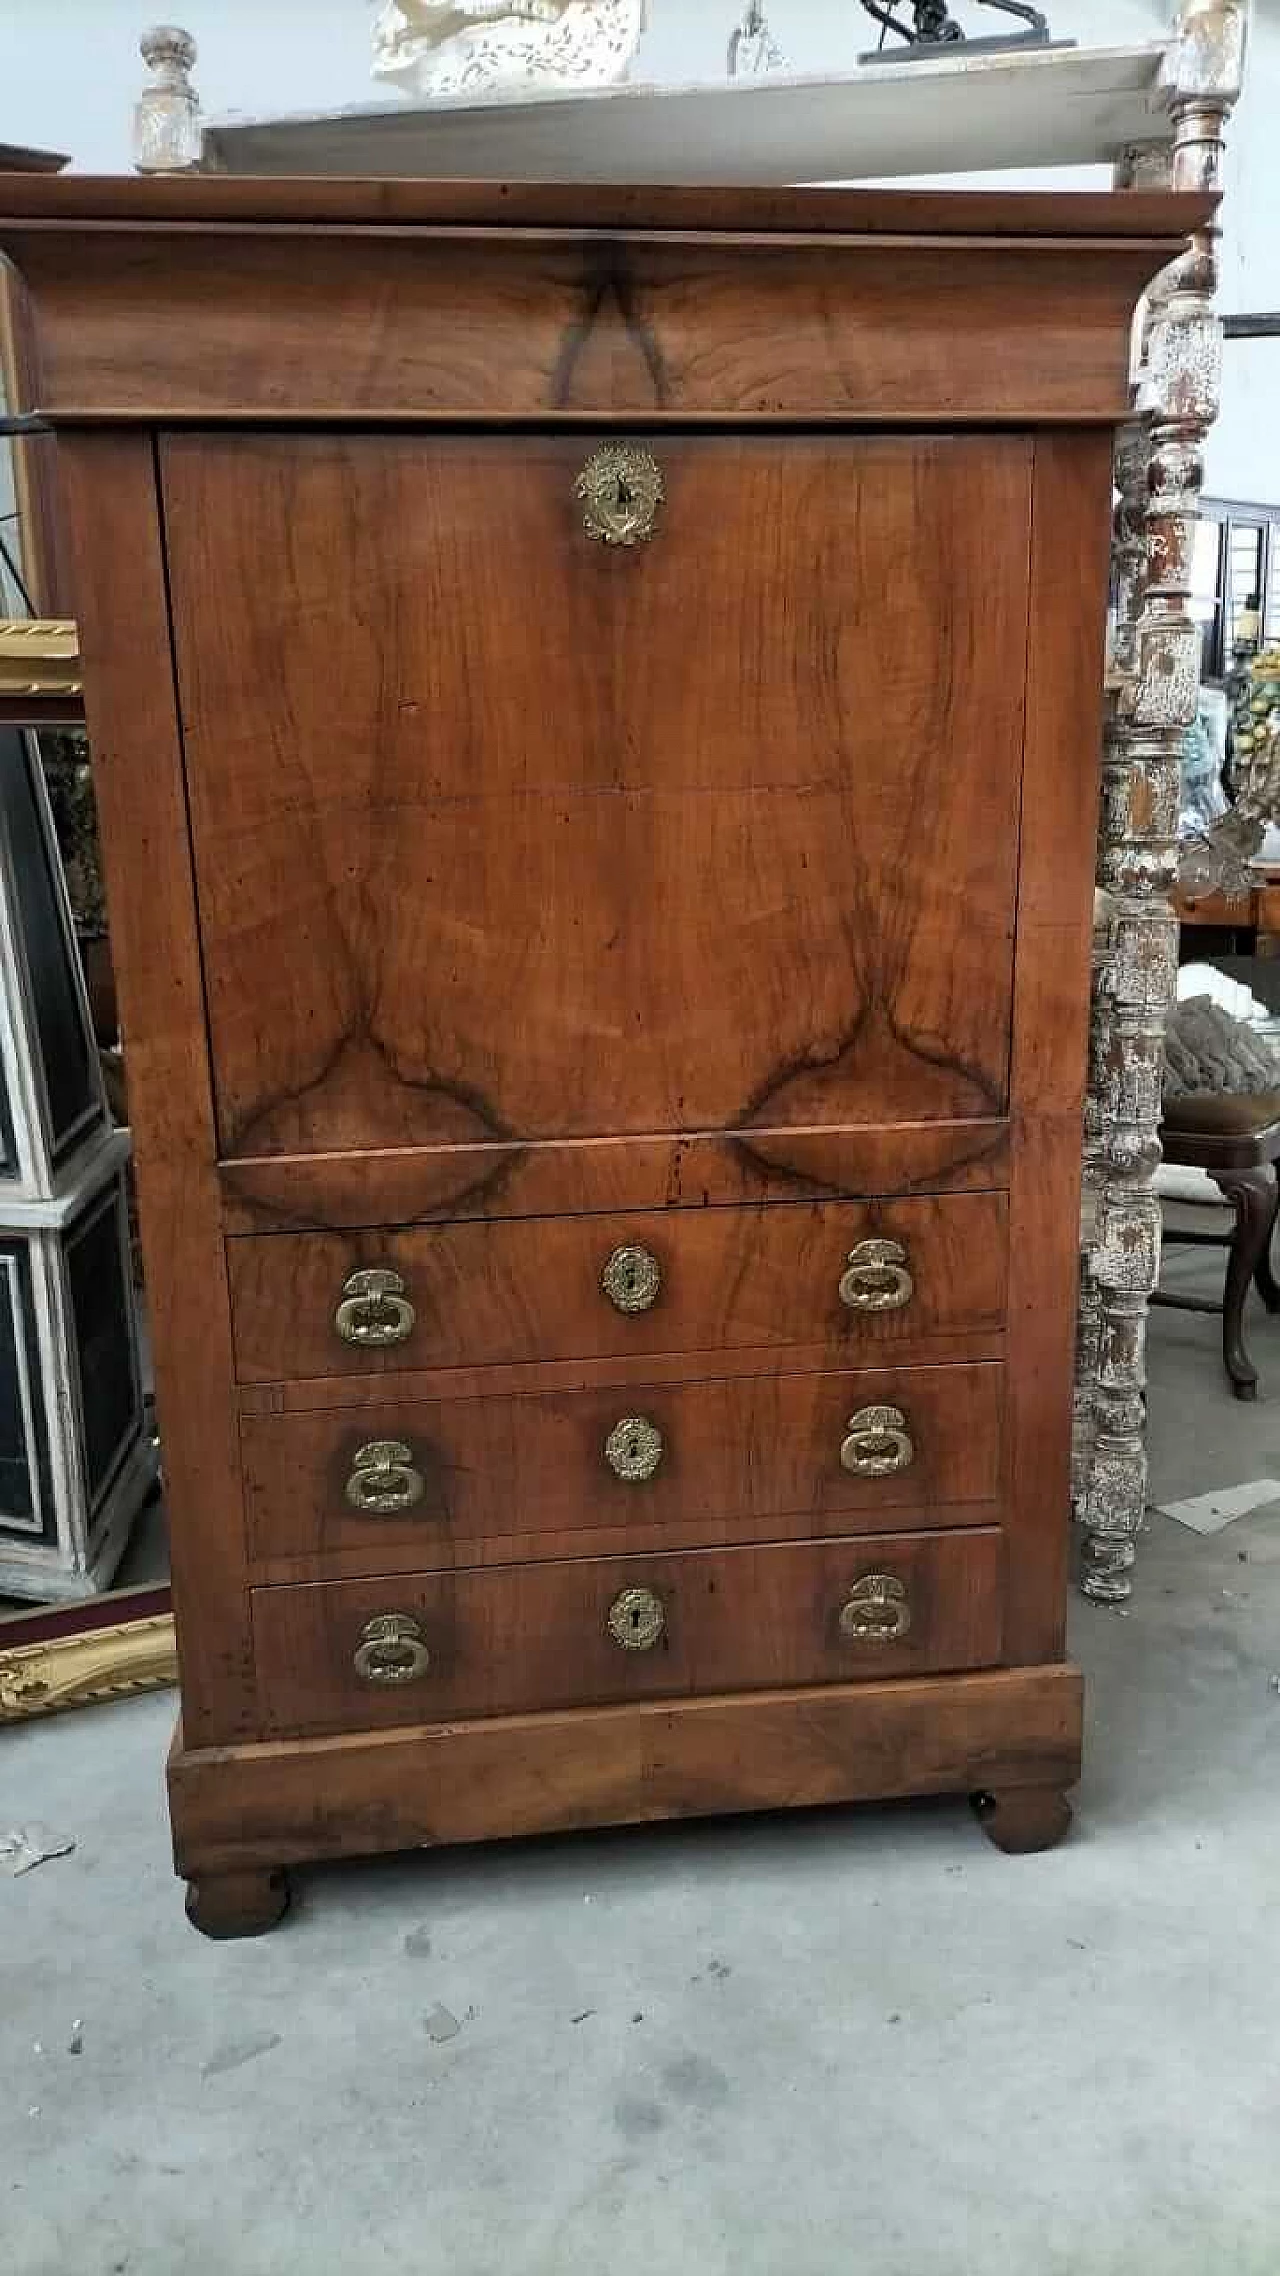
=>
[1077,2,1248,1602]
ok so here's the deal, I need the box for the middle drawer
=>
[242,1361,1002,1571]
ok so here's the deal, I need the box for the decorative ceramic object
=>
[727,4,789,78]
[370,0,646,98]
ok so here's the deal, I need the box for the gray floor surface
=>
[3,1272,1279,2276]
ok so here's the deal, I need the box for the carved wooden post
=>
[133,25,201,174]
[1077,2,1248,1602]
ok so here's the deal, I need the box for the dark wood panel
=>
[1002,434,1113,1664]
[165,433,1029,1161]
[0,175,1210,236]
[0,692,87,729]
[227,1192,1009,1384]
[249,1528,1004,1737]
[242,1359,1003,1567]
[55,434,256,1745]
[219,1119,1010,1233]
[7,228,1180,425]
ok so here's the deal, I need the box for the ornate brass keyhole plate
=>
[601,1242,662,1314]
[607,1586,666,1651]
[604,1415,664,1483]
[575,443,664,547]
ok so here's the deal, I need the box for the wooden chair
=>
[1155,1095,1280,1401]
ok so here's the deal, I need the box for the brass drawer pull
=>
[344,1440,425,1515]
[334,1266,415,1349]
[575,442,664,547]
[607,1585,666,1651]
[840,1404,915,1477]
[839,1574,912,1645]
[838,1238,914,1314]
[601,1242,662,1315]
[353,1612,431,1687]
[604,1415,664,1483]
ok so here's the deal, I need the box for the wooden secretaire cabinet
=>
[0,178,1200,1933]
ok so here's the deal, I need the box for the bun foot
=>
[971,1786,1073,1855]
[184,1867,290,1938]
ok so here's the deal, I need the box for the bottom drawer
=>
[250,1528,1004,1738]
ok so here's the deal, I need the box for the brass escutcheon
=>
[607,1586,666,1651]
[601,1242,662,1315]
[838,1573,912,1645]
[575,442,664,547]
[352,1612,431,1686]
[840,1404,915,1477]
[334,1266,415,1349]
[838,1238,914,1314]
[604,1415,664,1484]
[344,1440,426,1515]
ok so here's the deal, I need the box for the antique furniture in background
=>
[0,169,1193,1931]
[0,723,154,1600]
[0,195,167,1664]
[1193,505,1280,683]
[1173,878,1280,953]
[1,260,152,1607]
[1154,959,1280,1402]
[1157,1103,1280,1400]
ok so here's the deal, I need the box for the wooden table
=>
[1174,876,1280,958]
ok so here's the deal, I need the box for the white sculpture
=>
[370,0,647,99]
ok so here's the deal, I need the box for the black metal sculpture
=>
[860,2,1054,53]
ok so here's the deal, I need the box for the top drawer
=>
[227,1192,1007,1384]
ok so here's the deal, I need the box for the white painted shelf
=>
[203,41,1173,184]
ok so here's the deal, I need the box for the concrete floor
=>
[4,1277,1280,2275]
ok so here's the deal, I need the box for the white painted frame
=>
[0,728,112,1208]
[0,1143,158,1604]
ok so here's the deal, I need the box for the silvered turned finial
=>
[134,24,200,174]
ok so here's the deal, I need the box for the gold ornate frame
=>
[0,616,84,725]
[0,1584,177,1723]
